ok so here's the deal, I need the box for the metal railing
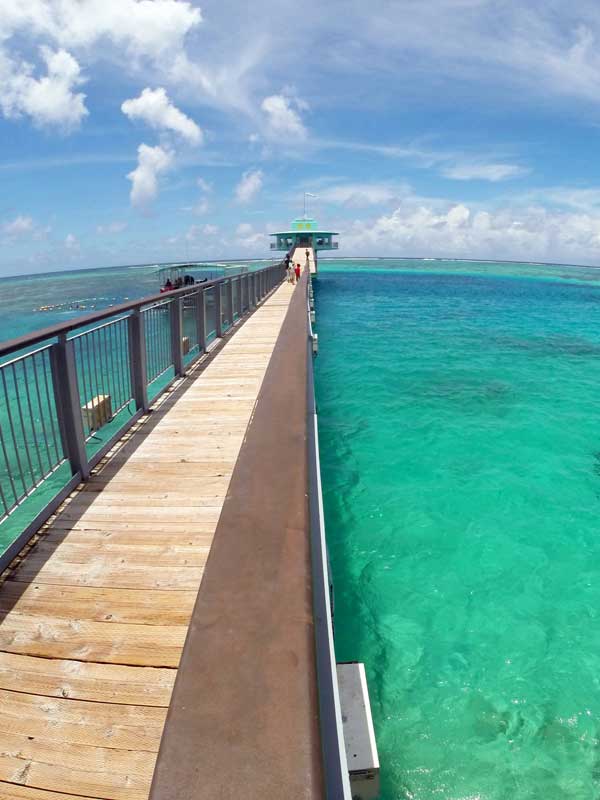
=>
[305,275,352,800]
[0,261,286,571]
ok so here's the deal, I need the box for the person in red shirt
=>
[294,263,301,282]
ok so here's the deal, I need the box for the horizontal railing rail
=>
[0,261,286,571]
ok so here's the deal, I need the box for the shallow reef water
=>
[315,264,600,800]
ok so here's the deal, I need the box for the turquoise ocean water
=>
[315,260,600,800]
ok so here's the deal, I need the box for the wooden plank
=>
[0,583,196,625]
[52,506,222,522]
[0,689,166,751]
[10,558,204,590]
[82,475,231,493]
[22,541,210,567]
[0,653,175,706]
[43,519,220,533]
[0,733,155,800]
[40,528,214,547]
[0,781,96,800]
[59,495,226,509]
[0,612,186,666]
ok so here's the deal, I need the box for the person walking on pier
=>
[294,263,301,282]
[286,262,294,284]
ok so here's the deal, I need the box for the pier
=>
[0,242,377,799]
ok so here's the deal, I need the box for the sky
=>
[5,1,600,274]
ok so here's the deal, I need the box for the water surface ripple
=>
[315,267,600,800]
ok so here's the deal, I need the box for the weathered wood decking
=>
[0,279,295,800]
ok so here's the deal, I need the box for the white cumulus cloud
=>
[0,47,87,130]
[2,216,34,237]
[127,143,174,208]
[235,169,263,204]
[0,0,202,61]
[341,190,600,265]
[121,87,202,145]
[261,94,307,139]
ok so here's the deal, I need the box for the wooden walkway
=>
[0,280,295,800]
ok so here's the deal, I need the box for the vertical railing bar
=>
[197,289,206,353]
[108,322,121,414]
[118,320,130,407]
[101,323,115,414]
[171,297,184,377]
[157,308,163,377]
[155,309,161,379]
[40,350,62,465]
[215,286,223,338]
[30,353,54,472]
[227,280,234,329]
[144,310,152,382]
[108,322,125,411]
[115,319,129,407]
[161,306,168,373]
[148,309,155,382]
[164,305,170,371]
[90,329,103,428]
[0,480,9,517]
[18,362,42,481]
[158,307,166,374]
[107,322,121,411]
[10,363,36,487]
[21,358,45,484]
[0,416,19,505]
[164,305,170,370]
[82,335,95,436]
[124,318,133,401]
[144,310,151,383]
[152,309,159,381]
[153,309,159,380]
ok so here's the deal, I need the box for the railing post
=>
[196,289,206,353]
[250,274,256,308]
[128,309,149,413]
[215,284,223,338]
[50,334,90,481]
[170,296,184,376]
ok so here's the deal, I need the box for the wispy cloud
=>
[316,138,529,182]
[441,162,530,182]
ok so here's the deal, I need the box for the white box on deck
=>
[337,661,380,800]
